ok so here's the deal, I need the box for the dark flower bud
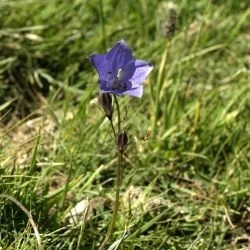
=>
[99,93,113,120]
[117,131,128,152]
[158,2,178,39]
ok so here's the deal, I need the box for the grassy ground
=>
[0,0,250,249]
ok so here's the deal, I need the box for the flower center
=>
[107,68,126,90]
[117,68,123,80]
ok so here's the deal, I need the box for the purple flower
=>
[89,39,153,97]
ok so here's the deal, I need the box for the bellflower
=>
[89,39,153,97]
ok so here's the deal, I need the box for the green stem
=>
[110,119,117,142]
[99,95,122,250]
[108,150,122,238]
[114,95,121,133]
[153,40,170,137]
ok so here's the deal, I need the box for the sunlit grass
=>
[0,0,250,249]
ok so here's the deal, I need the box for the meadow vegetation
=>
[0,0,250,249]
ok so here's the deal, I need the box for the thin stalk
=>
[152,40,170,137]
[107,150,122,238]
[110,119,117,141]
[60,152,73,209]
[99,95,122,250]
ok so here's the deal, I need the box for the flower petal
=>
[122,85,143,98]
[89,54,109,81]
[106,39,134,71]
[128,59,153,87]
[122,60,136,82]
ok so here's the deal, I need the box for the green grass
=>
[0,0,250,249]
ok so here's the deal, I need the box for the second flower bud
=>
[117,131,128,153]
